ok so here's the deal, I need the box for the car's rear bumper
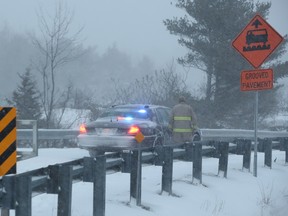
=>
[77,134,157,150]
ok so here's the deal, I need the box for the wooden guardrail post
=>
[193,142,202,184]
[0,208,10,216]
[236,139,252,171]
[15,175,32,216]
[243,140,252,171]
[48,164,79,216]
[264,139,272,168]
[161,146,173,195]
[83,156,107,216]
[121,151,131,173]
[93,155,106,216]
[2,175,16,212]
[83,157,95,182]
[184,142,193,162]
[47,165,59,194]
[58,165,73,216]
[130,149,142,206]
[284,138,288,164]
[218,142,229,178]
[257,139,264,152]
[154,145,164,166]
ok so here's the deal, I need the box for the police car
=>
[77,104,201,156]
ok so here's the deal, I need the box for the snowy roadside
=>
[9,149,288,216]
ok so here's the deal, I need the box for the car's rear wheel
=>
[153,131,171,147]
[89,149,105,157]
[192,133,201,142]
[163,131,172,145]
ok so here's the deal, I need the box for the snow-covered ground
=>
[11,148,288,216]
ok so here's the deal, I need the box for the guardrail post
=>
[0,208,10,216]
[93,155,106,216]
[258,139,264,152]
[185,142,193,161]
[193,142,202,184]
[121,151,131,173]
[235,139,244,155]
[130,149,142,206]
[15,175,32,216]
[264,139,272,168]
[154,145,164,166]
[284,138,288,164]
[47,165,60,194]
[218,142,229,178]
[161,146,173,195]
[83,156,106,216]
[58,165,73,216]
[243,140,252,171]
[83,157,95,182]
[2,175,16,210]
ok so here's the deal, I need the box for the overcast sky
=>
[1,0,287,66]
[0,0,188,67]
[0,0,287,92]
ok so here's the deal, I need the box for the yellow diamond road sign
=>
[135,132,145,143]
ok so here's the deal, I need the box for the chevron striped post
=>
[0,107,17,176]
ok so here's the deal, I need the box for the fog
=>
[0,0,187,64]
[0,0,287,103]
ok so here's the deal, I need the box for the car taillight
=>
[79,124,87,134]
[128,126,140,135]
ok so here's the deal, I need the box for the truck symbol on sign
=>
[243,29,270,52]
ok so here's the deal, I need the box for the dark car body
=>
[77,104,201,156]
[77,104,172,156]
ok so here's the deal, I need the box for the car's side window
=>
[155,109,164,124]
[156,108,171,125]
[149,109,159,123]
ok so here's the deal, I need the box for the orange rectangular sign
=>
[240,69,273,91]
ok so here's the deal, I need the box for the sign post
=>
[232,14,283,177]
[254,91,258,177]
[240,68,273,176]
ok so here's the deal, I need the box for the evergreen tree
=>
[8,68,41,120]
[164,0,288,128]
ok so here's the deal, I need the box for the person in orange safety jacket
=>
[169,96,198,144]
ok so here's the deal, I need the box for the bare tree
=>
[108,61,190,107]
[31,2,83,128]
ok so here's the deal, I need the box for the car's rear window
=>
[99,108,151,120]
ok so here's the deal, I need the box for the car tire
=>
[163,131,172,145]
[154,131,171,147]
[192,133,201,142]
[89,149,105,157]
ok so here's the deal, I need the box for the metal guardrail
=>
[17,128,288,141]
[17,129,79,140]
[200,128,288,140]
[1,139,288,216]
[2,125,288,216]
[16,127,288,161]
[16,120,38,161]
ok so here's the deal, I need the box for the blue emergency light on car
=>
[138,109,147,113]
[125,116,133,121]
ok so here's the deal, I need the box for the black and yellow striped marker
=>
[0,107,16,176]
